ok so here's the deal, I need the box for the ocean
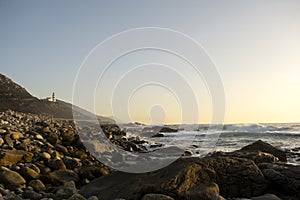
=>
[124,123,300,164]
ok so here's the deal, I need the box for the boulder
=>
[159,127,178,133]
[203,156,266,198]
[241,140,287,162]
[28,179,46,192]
[80,156,266,199]
[0,150,33,166]
[211,151,279,164]
[19,166,39,180]
[151,133,164,138]
[0,169,26,190]
[258,163,300,197]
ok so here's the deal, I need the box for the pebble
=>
[40,152,51,160]
[36,134,44,140]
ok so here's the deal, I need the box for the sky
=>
[0,0,299,124]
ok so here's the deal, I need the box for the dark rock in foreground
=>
[80,156,266,200]
[241,139,287,162]
[80,139,300,200]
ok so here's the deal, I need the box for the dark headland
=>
[0,74,300,200]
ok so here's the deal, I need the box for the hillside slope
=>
[0,73,114,123]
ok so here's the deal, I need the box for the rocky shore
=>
[0,110,299,200]
[0,110,109,200]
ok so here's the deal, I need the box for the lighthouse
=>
[48,92,56,102]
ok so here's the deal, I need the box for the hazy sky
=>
[0,0,299,124]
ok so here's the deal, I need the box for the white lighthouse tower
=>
[48,92,56,102]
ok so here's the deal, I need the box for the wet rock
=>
[151,133,164,137]
[241,140,287,162]
[183,150,193,156]
[159,126,178,133]
[143,126,178,133]
[211,151,279,164]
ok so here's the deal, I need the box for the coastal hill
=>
[0,73,113,123]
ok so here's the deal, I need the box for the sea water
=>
[124,123,300,164]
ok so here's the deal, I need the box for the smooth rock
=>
[40,152,51,160]
[4,135,13,147]
[0,150,33,166]
[0,138,4,146]
[0,169,26,190]
[19,166,39,180]
[0,129,7,134]
[28,179,46,192]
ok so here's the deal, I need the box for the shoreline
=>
[0,110,299,200]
